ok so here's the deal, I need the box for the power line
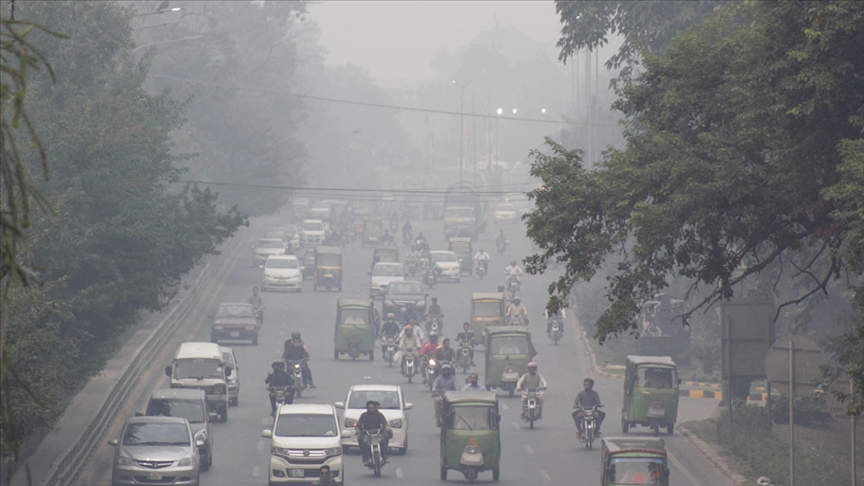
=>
[148,72,602,127]
[178,179,529,196]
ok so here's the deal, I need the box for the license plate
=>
[230,331,240,337]
[289,469,305,478]
[649,407,665,415]
[147,472,163,480]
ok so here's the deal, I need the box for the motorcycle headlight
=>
[115,455,135,466]
[429,359,437,368]
[177,456,195,467]
[324,446,342,457]
[388,419,403,428]
[345,418,357,428]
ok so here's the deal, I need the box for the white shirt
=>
[505,265,523,276]
[473,251,490,261]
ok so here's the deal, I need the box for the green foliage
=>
[770,394,834,427]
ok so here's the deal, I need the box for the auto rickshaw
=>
[601,437,669,486]
[447,237,473,276]
[470,292,506,346]
[440,391,501,483]
[362,217,384,247]
[621,356,680,435]
[372,245,399,267]
[334,299,375,361]
[484,327,535,397]
[313,246,342,291]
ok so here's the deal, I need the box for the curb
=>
[678,426,747,486]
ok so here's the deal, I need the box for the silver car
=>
[109,416,202,486]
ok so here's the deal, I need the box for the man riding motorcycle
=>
[434,337,457,364]
[427,297,443,320]
[505,259,523,283]
[572,378,606,437]
[402,220,413,242]
[380,313,401,355]
[356,400,392,465]
[506,296,529,326]
[265,361,294,415]
[419,331,441,384]
[546,308,566,337]
[473,248,490,273]
[431,364,459,425]
[517,362,547,419]
[396,324,423,376]
[282,332,316,388]
[496,229,508,252]
[456,322,475,365]
[248,286,265,324]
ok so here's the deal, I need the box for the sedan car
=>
[369,262,405,299]
[494,202,518,224]
[252,238,287,267]
[383,281,427,320]
[430,251,461,282]
[210,302,259,345]
[262,254,303,292]
[109,416,202,486]
[335,384,413,454]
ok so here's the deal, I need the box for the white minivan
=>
[262,403,349,484]
[300,219,326,246]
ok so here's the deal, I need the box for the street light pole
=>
[458,83,465,183]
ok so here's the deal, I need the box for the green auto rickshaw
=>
[314,246,342,291]
[470,292,506,346]
[601,437,669,486]
[440,391,501,483]
[334,299,375,361]
[484,327,535,397]
[621,356,680,435]
[362,217,383,246]
[447,237,473,276]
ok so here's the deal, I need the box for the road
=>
[82,214,734,486]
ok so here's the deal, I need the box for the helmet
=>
[527,362,538,370]
[272,361,283,369]
[441,363,453,373]
[387,313,395,319]
[428,331,439,340]
[292,331,301,340]
[513,296,521,303]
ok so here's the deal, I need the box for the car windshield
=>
[174,359,223,380]
[489,336,528,355]
[636,367,677,389]
[348,391,400,410]
[448,406,495,430]
[608,458,667,485]
[257,239,284,249]
[340,308,369,326]
[317,254,340,266]
[274,414,338,437]
[302,221,324,231]
[122,422,190,446]
[147,399,205,424]
[387,282,423,295]
[432,253,457,263]
[216,305,254,318]
[373,265,404,277]
[445,207,474,218]
[473,301,503,317]
[266,258,299,269]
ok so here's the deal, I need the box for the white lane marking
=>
[500,402,509,410]
[396,467,404,479]
[511,421,520,430]
[668,451,702,486]
[540,470,551,481]
[257,440,266,451]
[524,444,535,454]
[252,465,261,477]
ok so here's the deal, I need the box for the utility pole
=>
[472,89,477,185]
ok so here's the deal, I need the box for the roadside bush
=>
[770,394,834,427]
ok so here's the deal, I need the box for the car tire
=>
[400,435,408,454]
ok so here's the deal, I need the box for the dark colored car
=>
[210,302,259,345]
[382,281,427,320]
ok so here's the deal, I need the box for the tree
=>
[526,0,864,361]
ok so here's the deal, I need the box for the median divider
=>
[12,218,268,486]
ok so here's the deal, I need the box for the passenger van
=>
[142,388,217,470]
[165,342,231,422]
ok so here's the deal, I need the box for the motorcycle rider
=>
[496,229,507,250]
[473,248,490,272]
[505,259,523,283]
[396,324,423,375]
[572,378,606,437]
[282,332,316,388]
[432,364,458,425]
[380,313,401,355]
[455,322,475,365]
[265,361,294,415]
[248,286,264,323]
[381,228,395,244]
[419,331,441,384]
[356,400,392,465]
[428,297,443,319]
[546,308,566,337]
[462,373,483,391]
[311,465,335,486]
[402,220,413,242]
[434,337,457,364]
[400,316,425,342]
[516,362,547,419]
[506,296,529,326]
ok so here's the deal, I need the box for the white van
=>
[261,403,349,484]
[165,342,231,422]
[300,219,327,246]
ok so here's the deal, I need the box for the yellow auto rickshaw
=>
[334,299,375,361]
[362,217,383,247]
[470,292,506,346]
[314,246,342,291]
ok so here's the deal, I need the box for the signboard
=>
[721,301,776,380]
[764,335,828,398]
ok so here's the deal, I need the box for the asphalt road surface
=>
[84,214,734,486]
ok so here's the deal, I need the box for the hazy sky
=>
[308,1,563,88]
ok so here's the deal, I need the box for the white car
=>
[300,219,326,246]
[262,403,348,484]
[263,255,303,292]
[253,238,287,267]
[430,251,461,282]
[494,202,518,224]
[369,262,405,299]
[335,385,412,454]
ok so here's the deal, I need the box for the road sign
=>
[764,335,827,397]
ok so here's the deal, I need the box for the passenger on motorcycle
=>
[545,309,566,337]
[462,373,483,391]
[517,362,547,419]
[506,297,529,326]
[396,325,423,375]
[380,313,401,354]
[265,361,293,414]
[356,400,392,465]
[399,317,425,342]
[248,286,264,322]
[402,220,413,241]
[282,332,316,388]
[572,378,605,437]
[456,322,475,365]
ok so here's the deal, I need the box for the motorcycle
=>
[505,274,520,298]
[424,264,439,288]
[458,339,472,373]
[382,337,397,367]
[496,238,508,255]
[426,315,443,335]
[268,385,293,415]
[576,406,599,450]
[521,388,544,429]
[475,260,488,278]
[362,429,387,477]
[254,307,264,326]
[284,359,307,399]
[509,313,526,327]
[402,348,418,384]
[549,318,562,344]
[423,357,438,389]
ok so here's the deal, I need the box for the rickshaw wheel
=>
[667,423,674,435]
[440,466,447,480]
[492,467,500,481]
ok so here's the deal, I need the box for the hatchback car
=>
[219,346,240,405]
[335,384,413,454]
[430,251,461,282]
[253,238,287,267]
[143,389,216,471]
[109,416,202,486]
[494,202,518,224]
[210,302,259,345]
[369,262,405,299]
[263,255,303,292]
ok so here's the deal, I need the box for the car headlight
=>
[214,325,224,330]
[115,455,135,466]
[177,456,195,467]
[388,419,403,428]
[345,418,357,428]
[213,385,225,394]
[323,446,342,457]
[271,446,291,459]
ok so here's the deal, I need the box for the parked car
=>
[335,384,412,454]
[142,388,216,471]
[108,416,202,486]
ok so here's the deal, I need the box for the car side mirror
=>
[135,412,144,417]
[334,402,345,409]
[261,429,272,438]
[341,430,352,439]
[209,412,219,422]
[196,439,205,449]
[405,403,413,410]
[108,439,118,447]
[165,366,172,377]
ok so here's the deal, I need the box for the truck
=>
[443,182,486,239]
